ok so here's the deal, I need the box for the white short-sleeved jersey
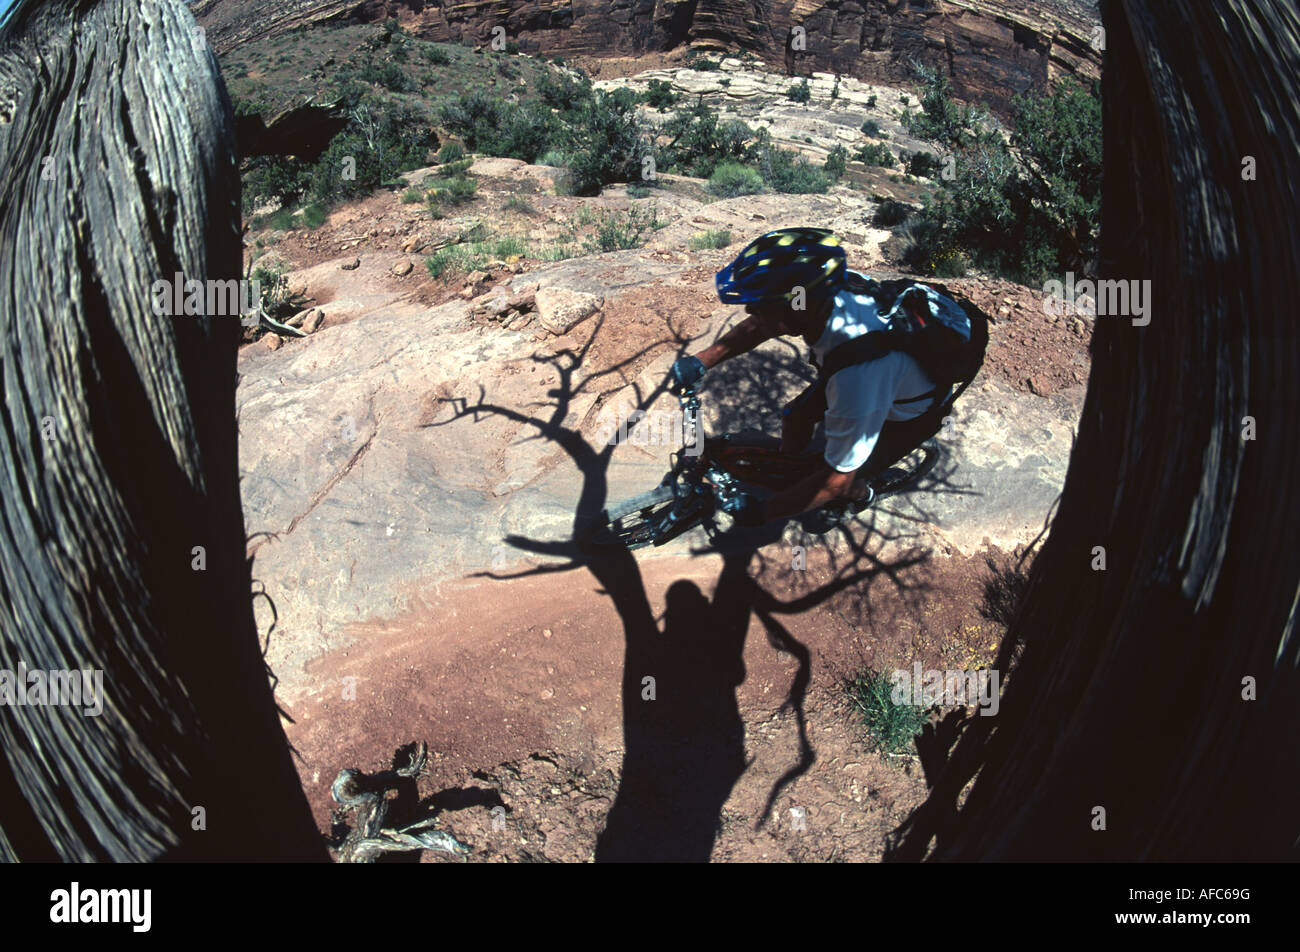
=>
[810,274,938,472]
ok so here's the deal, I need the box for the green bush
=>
[854,142,896,168]
[866,94,877,108]
[690,57,721,72]
[707,161,764,197]
[688,229,732,250]
[906,150,944,178]
[659,100,753,178]
[300,203,327,229]
[428,175,477,207]
[872,199,912,227]
[786,78,811,103]
[900,67,1101,283]
[747,139,830,193]
[438,91,559,163]
[584,204,665,253]
[538,149,568,167]
[860,119,883,137]
[422,45,451,66]
[438,142,465,163]
[562,89,649,196]
[846,669,934,755]
[401,188,422,203]
[640,78,679,110]
[823,145,848,180]
[436,158,474,178]
[306,100,438,206]
[356,60,417,94]
[536,71,591,111]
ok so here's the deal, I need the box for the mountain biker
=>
[668,227,945,528]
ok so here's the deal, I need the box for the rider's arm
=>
[763,465,860,521]
[694,311,784,369]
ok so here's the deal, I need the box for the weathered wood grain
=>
[0,0,324,860]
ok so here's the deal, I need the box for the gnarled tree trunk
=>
[890,0,1300,861]
[0,0,324,860]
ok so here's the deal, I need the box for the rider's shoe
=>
[848,484,876,513]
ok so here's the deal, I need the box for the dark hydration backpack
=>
[802,275,989,417]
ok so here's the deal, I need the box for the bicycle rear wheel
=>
[868,439,941,501]
[585,485,680,550]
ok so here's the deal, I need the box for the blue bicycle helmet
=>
[715,228,847,305]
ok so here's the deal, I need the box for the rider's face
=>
[747,296,829,336]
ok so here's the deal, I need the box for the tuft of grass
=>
[424,234,528,279]
[300,203,327,229]
[688,229,732,251]
[583,204,665,253]
[436,158,474,178]
[846,668,934,755]
[438,141,465,163]
[503,195,536,215]
[427,174,477,208]
[402,188,423,204]
[537,244,578,262]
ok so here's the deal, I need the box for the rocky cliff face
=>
[195,0,1101,115]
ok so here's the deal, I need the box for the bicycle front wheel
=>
[585,485,680,550]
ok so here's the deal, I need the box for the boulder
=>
[535,287,603,335]
[300,309,325,334]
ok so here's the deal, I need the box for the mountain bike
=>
[585,385,941,550]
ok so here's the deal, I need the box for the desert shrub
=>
[584,204,665,252]
[427,174,477,207]
[846,669,933,755]
[823,144,848,180]
[401,188,422,203]
[422,44,451,66]
[436,158,473,178]
[300,203,327,229]
[561,88,650,196]
[872,199,912,227]
[356,60,417,94]
[707,161,764,197]
[906,150,944,178]
[854,142,896,167]
[307,100,438,205]
[640,78,679,110]
[786,78,811,103]
[688,229,732,250]
[538,149,567,167]
[536,70,591,111]
[860,118,883,137]
[438,141,465,163]
[503,195,536,214]
[659,100,753,177]
[439,91,559,163]
[746,137,830,194]
[900,65,1101,283]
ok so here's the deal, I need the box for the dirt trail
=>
[238,147,1086,860]
[283,543,1008,862]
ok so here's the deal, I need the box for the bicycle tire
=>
[869,439,941,501]
[585,485,680,550]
